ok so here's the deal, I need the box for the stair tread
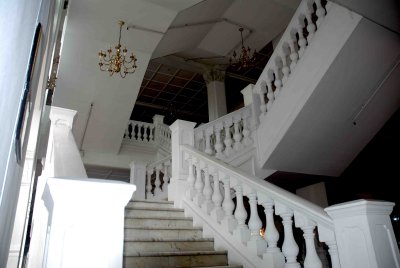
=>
[124,250,227,257]
[125,207,184,212]
[125,216,192,221]
[125,238,214,242]
[130,200,174,204]
[125,226,202,230]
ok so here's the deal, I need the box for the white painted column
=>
[203,68,227,121]
[325,200,400,268]
[168,120,196,207]
[129,160,146,200]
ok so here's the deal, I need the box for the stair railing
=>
[124,117,172,150]
[254,0,328,120]
[146,155,172,200]
[194,105,254,162]
[181,144,338,268]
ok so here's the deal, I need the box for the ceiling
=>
[129,0,301,125]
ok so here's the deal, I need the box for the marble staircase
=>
[123,200,242,268]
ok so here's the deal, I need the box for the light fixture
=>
[98,20,137,78]
[229,27,257,70]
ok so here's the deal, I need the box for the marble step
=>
[124,227,203,241]
[125,216,194,228]
[123,250,228,268]
[124,238,214,255]
[127,200,174,209]
[125,207,185,218]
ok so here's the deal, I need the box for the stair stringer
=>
[182,199,263,268]
[255,3,362,171]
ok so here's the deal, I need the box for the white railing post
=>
[246,192,267,256]
[325,200,400,268]
[276,203,300,268]
[129,160,146,200]
[259,196,285,267]
[146,168,153,198]
[210,169,224,223]
[295,212,322,268]
[201,165,214,214]
[233,184,250,243]
[169,120,196,207]
[221,176,237,233]
[194,161,205,206]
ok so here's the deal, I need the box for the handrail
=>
[194,106,250,134]
[147,155,171,169]
[181,144,333,228]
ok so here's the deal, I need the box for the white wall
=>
[0,0,64,266]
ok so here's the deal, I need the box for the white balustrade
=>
[124,117,171,150]
[145,155,171,200]
[194,106,254,162]
[254,0,328,119]
[179,145,338,268]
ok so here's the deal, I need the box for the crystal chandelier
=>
[229,27,257,70]
[98,21,137,78]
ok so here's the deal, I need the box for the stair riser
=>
[124,241,214,255]
[125,218,193,228]
[123,254,228,268]
[125,209,184,218]
[125,229,203,241]
[127,202,174,209]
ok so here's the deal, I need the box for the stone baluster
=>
[194,161,204,206]
[204,127,213,155]
[301,225,322,268]
[281,54,290,84]
[163,161,170,186]
[325,241,340,268]
[233,115,243,151]
[149,125,154,141]
[143,125,149,142]
[241,109,253,147]
[258,81,267,116]
[260,197,285,267]
[306,5,316,42]
[289,36,299,71]
[276,204,300,268]
[214,123,224,159]
[247,193,266,256]
[233,184,250,243]
[221,176,237,233]
[266,78,275,112]
[124,125,130,139]
[146,168,153,198]
[223,119,234,157]
[186,157,196,200]
[201,165,214,214]
[154,165,162,195]
[273,66,282,99]
[211,170,224,223]
[315,0,326,28]
[297,20,307,58]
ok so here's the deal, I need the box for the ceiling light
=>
[98,21,137,78]
[229,27,257,70]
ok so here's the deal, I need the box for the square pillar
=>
[168,120,196,207]
[325,199,400,268]
[129,161,147,200]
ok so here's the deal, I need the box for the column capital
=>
[203,68,225,84]
[49,106,77,129]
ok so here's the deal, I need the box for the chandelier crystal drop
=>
[98,21,137,78]
[229,27,257,70]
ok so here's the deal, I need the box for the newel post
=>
[168,120,196,207]
[325,199,400,268]
[129,160,147,200]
